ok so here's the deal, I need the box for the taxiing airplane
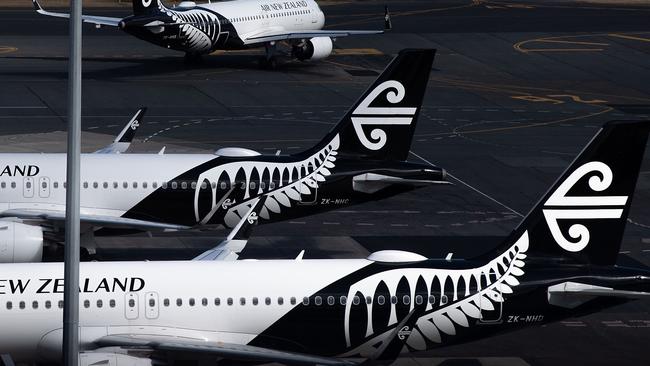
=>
[33,0,387,66]
[0,49,445,262]
[0,119,648,365]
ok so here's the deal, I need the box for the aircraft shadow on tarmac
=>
[0,53,355,79]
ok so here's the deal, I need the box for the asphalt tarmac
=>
[1,0,650,365]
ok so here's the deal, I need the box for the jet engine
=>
[293,37,333,61]
[0,222,43,263]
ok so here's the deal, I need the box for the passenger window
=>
[352,296,360,305]
[377,296,385,305]
[19,301,25,309]
[302,297,309,305]
[1,182,5,189]
[327,296,335,306]
[97,300,103,308]
[103,182,108,189]
[201,182,207,189]
[290,297,296,305]
[129,299,135,308]
[162,182,168,189]
[269,182,275,190]
[164,299,170,307]
[366,296,372,305]
[54,182,58,188]
[82,182,88,189]
[171,182,178,189]
[339,296,347,306]
[240,297,246,306]
[227,297,233,306]
[189,298,195,306]
[133,182,138,188]
[123,182,128,188]
[252,297,259,306]
[181,181,187,189]
[33,301,39,309]
[220,181,226,190]
[265,297,271,305]
[441,295,448,305]
[391,296,397,305]
[6,301,11,310]
[113,182,118,189]
[278,297,284,305]
[428,295,436,304]
[191,182,196,189]
[152,182,158,189]
[202,298,208,306]
[143,182,148,189]
[215,298,221,306]
[93,182,98,189]
[403,295,411,305]
[149,299,155,307]
[110,300,116,308]
[26,181,31,189]
[176,298,182,306]
[84,300,90,308]
[11,182,16,189]
[42,181,47,189]
[260,182,266,190]
[314,296,322,306]
[45,300,51,309]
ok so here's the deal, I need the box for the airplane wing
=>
[94,108,145,154]
[96,334,355,366]
[32,0,122,27]
[193,196,266,261]
[243,29,383,45]
[0,209,190,231]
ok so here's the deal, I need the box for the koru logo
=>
[222,198,236,210]
[397,326,412,341]
[131,120,140,130]
[351,80,416,151]
[247,212,259,225]
[142,0,152,7]
[542,161,628,252]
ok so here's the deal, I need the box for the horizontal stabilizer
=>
[32,0,121,27]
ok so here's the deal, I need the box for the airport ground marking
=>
[608,33,650,43]
[0,46,17,55]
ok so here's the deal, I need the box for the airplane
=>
[0,49,446,263]
[0,118,648,365]
[32,0,388,67]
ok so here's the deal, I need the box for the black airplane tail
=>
[132,0,162,16]
[302,49,435,161]
[492,120,650,266]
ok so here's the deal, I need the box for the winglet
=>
[193,196,267,261]
[384,5,392,30]
[115,107,145,143]
[94,108,145,154]
[32,0,43,12]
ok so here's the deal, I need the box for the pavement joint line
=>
[357,223,374,226]
[323,222,340,225]
[410,151,524,218]
[288,221,306,224]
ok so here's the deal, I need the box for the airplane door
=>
[479,270,503,323]
[125,292,139,320]
[38,177,50,198]
[145,292,159,319]
[23,177,34,198]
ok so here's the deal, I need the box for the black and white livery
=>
[0,50,445,262]
[0,119,648,365]
[32,0,386,64]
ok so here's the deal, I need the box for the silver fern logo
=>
[542,161,627,252]
[351,80,416,151]
[193,135,340,227]
[342,233,529,355]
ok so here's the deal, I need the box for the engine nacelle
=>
[293,37,333,61]
[0,222,43,263]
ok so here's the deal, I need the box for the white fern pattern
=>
[341,232,529,356]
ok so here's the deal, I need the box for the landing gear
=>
[183,52,203,65]
[259,42,278,70]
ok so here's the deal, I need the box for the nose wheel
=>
[259,42,278,70]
